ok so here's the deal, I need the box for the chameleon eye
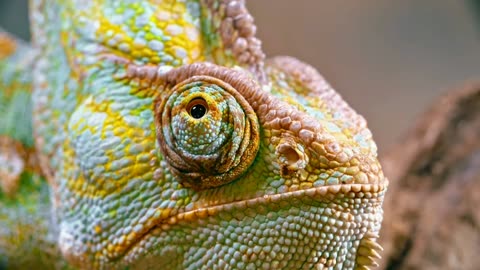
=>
[155,73,260,190]
[187,98,208,119]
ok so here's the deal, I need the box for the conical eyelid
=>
[154,67,260,190]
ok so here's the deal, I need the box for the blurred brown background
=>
[1,0,479,154]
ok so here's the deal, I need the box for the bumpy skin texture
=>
[1,0,387,269]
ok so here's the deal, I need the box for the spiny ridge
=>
[355,230,383,269]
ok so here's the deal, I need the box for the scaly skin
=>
[0,1,387,269]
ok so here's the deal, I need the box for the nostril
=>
[278,145,300,165]
[276,137,308,174]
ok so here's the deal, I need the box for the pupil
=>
[190,104,206,119]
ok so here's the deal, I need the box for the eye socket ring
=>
[154,65,261,191]
[186,98,208,119]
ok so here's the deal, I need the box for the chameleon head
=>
[58,59,387,269]
[42,1,387,269]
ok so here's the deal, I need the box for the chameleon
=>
[0,0,387,269]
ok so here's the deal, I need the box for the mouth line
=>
[118,180,388,261]
[164,181,388,225]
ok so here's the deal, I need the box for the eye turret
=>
[154,64,261,190]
